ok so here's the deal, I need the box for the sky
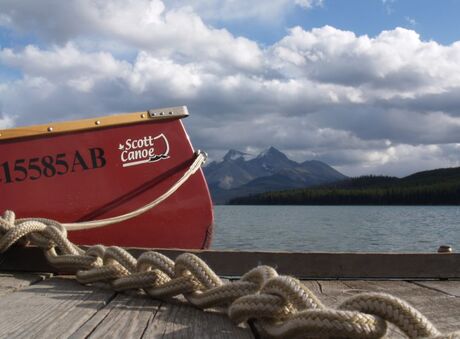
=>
[1,0,460,177]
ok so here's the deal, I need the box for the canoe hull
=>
[0,112,213,249]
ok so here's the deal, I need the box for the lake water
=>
[211,205,460,252]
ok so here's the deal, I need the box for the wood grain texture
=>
[414,280,460,297]
[0,270,254,338]
[142,300,254,338]
[342,280,460,333]
[3,246,460,279]
[301,280,460,338]
[0,276,115,338]
[130,249,460,279]
[0,272,50,296]
[1,272,460,338]
[302,280,351,307]
[71,293,161,339]
[298,280,405,338]
[0,106,187,141]
[70,291,253,338]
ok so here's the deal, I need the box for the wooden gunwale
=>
[2,246,460,279]
[0,106,188,141]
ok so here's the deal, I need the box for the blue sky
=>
[1,0,460,176]
[210,0,460,45]
[295,0,460,44]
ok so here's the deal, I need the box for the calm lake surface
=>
[211,205,460,252]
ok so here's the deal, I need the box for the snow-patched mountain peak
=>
[256,146,287,160]
[223,149,251,162]
[204,146,348,203]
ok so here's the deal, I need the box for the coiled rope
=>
[1,212,459,338]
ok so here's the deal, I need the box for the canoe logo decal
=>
[118,133,170,168]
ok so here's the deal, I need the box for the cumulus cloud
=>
[0,0,459,176]
[294,0,324,9]
[334,144,460,177]
[270,26,460,92]
[167,0,296,21]
[405,16,417,26]
[0,113,14,129]
[0,0,263,72]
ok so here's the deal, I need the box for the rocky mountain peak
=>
[204,146,347,203]
[223,149,249,162]
[256,146,287,160]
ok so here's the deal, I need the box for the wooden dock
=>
[1,247,460,338]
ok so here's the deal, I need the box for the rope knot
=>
[1,209,459,338]
[0,210,16,232]
[175,253,223,290]
[0,211,55,253]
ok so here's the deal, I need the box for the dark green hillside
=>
[229,167,460,205]
[402,167,460,184]
[321,175,399,189]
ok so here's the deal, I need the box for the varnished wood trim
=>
[2,246,460,279]
[0,106,188,141]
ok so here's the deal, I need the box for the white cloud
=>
[1,1,460,176]
[270,26,460,93]
[381,0,396,15]
[163,0,323,22]
[405,16,417,26]
[335,144,460,177]
[0,0,263,72]
[1,44,127,86]
[0,114,15,129]
[167,0,293,21]
[295,0,324,9]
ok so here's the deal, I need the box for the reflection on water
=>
[211,205,460,252]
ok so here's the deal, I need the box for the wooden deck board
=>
[302,280,405,338]
[299,280,460,338]
[414,280,460,297]
[342,280,460,333]
[4,246,460,279]
[1,271,460,337]
[0,272,50,296]
[2,248,460,338]
[142,300,253,338]
[0,273,254,339]
[75,293,161,339]
[303,280,351,306]
[0,276,115,338]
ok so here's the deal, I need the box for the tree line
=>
[229,169,460,205]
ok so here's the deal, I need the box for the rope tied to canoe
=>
[1,212,459,338]
[62,150,208,231]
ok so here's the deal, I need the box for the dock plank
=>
[342,280,460,333]
[1,268,459,338]
[71,288,253,338]
[302,280,405,338]
[0,276,115,338]
[4,246,460,279]
[0,272,50,296]
[72,293,160,339]
[303,280,351,306]
[414,280,460,297]
[143,301,253,338]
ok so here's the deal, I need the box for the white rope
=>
[1,212,460,337]
[62,150,207,231]
[1,214,459,338]
[1,148,459,337]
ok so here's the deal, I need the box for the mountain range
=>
[203,147,347,204]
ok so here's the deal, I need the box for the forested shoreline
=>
[229,167,460,205]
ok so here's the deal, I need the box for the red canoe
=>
[0,106,213,249]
